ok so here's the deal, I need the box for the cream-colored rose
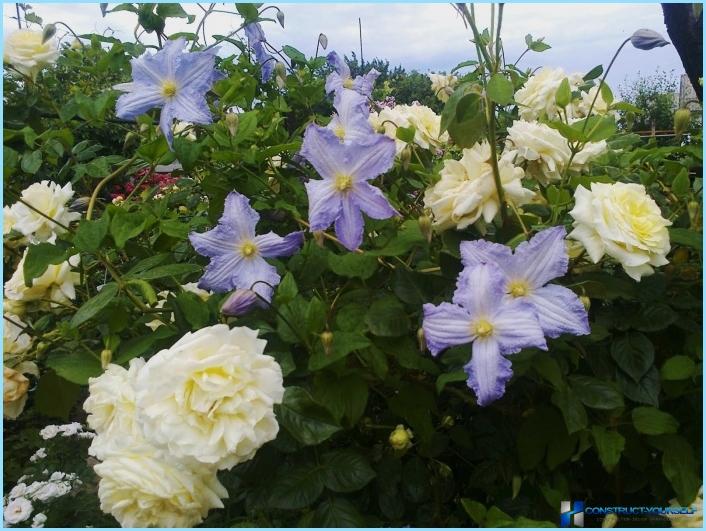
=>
[145,290,173,331]
[372,104,448,154]
[515,67,582,121]
[505,120,571,184]
[575,85,617,118]
[428,73,458,102]
[423,140,534,230]
[666,486,703,528]
[4,181,80,243]
[569,182,671,281]
[4,365,30,419]
[4,298,26,317]
[4,251,79,306]
[181,282,211,301]
[571,140,608,171]
[94,451,227,528]
[173,121,197,141]
[4,30,60,80]
[4,313,33,356]
[135,324,284,470]
[83,359,147,460]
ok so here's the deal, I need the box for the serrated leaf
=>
[71,283,119,327]
[322,450,376,493]
[632,406,679,435]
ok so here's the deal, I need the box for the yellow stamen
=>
[240,241,258,258]
[507,279,530,298]
[161,80,178,98]
[334,174,353,192]
[473,319,494,338]
[343,78,354,89]
[333,125,346,140]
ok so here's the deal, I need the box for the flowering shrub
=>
[3,3,703,528]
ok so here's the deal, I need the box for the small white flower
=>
[31,513,47,528]
[58,422,83,437]
[8,483,27,500]
[4,252,80,307]
[4,497,32,524]
[29,448,47,463]
[145,291,174,331]
[181,282,211,301]
[514,67,582,121]
[39,426,59,440]
[428,73,458,102]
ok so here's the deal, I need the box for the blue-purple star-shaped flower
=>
[423,263,547,406]
[327,88,376,144]
[244,22,275,82]
[113,37,224,148]
[300,124,397,250]
[189,191,303,301]
[325,51,379,96]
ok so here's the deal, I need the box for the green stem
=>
[582,37,630,132]
[86,156,139,220]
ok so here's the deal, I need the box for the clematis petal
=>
[329,89,375,144]
[325,72,344,95]
[244,22,266,45]
[491,298,548,354]
[300,124,347,180]
[219,191,259,242]
[305,179,342,231]
[159,101,178,148]
[189,224,233,258]
[459,238,513,273]
[347,134,396,182]
[235,256,280,301]
[452,263,507,318]
[221,289,262,316]
[327,51,350,80]
[175,48,221,94]
[351,182,398,220]
[334,197,364,251]
[198,253,244,292]
[526,284,590,338]
[352,68,380,97]
[173,91,212,124]
[464,338,513,406]
[512,226,569,287]
[422,302,473,356]
[115,88,165,120]
[255,231,305,258]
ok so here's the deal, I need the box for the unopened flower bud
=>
[267,176,281,193]
[441,415,455,428]
[579,295,591,311]
[42,24,57,44]
[674,108,691,137]
[687,201,700,227]
[389,424,414,451]
[69,196,90,212]
[630,29,670,50]
[221,289,260,316]
[400,145,412,170]
[100,349,112,369]
[602,513,618,528]
[320,330,334,356]
[275,62,287,89]
[417,327,426,352]
[313,230,326,248]
[418,214,433,243]
[225,112,239,137]
[178,205,188,215]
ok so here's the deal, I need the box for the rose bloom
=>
[94,451,227,528]
[4,29,60,80]
[4,313,33,356]
[4,252,79,306]
[423,140,534,230]
[428,73,458,102]
[83,359,147,460]
[371,104,448,154]
[4,365,30,419]
[514,67,582,121]
[3,496,33,524]
[505,120,572,184]
[135,324,284,470]
[575,85,617,118]
[570,140,609,171]
[4,181,80,243]
[569,182,671,281]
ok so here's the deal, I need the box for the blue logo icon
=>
[561,501,585,527]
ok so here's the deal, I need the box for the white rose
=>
[505,120,572,184]
[30,481,71,502]
[4,497,32,524]
[4,365,30,420]
[4,30,60,80]
[94,451,227,528]
[84,359,147,460]
[4,313,33,356]
[428,73,458,102]
[576,85,617,118]
[423,140,534,230]
[135,324,284,470]
[145,290,174,331]
[569,182,671,281]
[515,67,579,121]
[181,282,211,301]
[4,181,80,243]
[372,104,447,154]
[31,513,47,528]
[571,140,608,171]
[4,251,79,306]
[39,425,59,440]
[8,483,27,500]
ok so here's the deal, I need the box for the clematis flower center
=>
[334,173,353,192]
[161,80,178,98]
[343,78,354,89]
[333,125,346,140]
[240,241,258,258]
[508,279,530,297]
[473,319,494,337]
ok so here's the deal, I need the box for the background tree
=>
[619,69,677,131]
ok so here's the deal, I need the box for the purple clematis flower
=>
[189,191,303,301]
[460,226,590,339]
[325,51,380,96]
[245,22,275,82]
[327,88,376,144]
[113,37,224,148]
[300,124,397,251]
[423,263,547,406]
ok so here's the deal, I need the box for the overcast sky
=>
[3,3,684,92]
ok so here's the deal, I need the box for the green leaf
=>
[269,463,325,510]
[617,366,660,407]
[555,78,571,108]
[487,74,514,105]
[590,425,625,472]
[235,3,259,22]
[277,386,341,446]
[658,435,701,505]
[632,407,679,435]
[21,150,42,174]
[545,120,587,143]
[460,499,487,525]
[71,283,119,327]
[551,390,588,434]
[365,296,410,337]
[312,498,367,527]
[313,372,368,425]
[174,291,210,330]
[569,375,624,410]
[34,371,81,420]
[528,39,551,52]
[128,263,201,280]
[436,369,466,394]
[585,115,616,141]
[610,332,654,382]
[395,125,416,143]
[660,355,696,380]
[370,220,425,257]
[282,45,306,64]
[583,65,604,81]
[600,83,614,106]
[156,3,190,19]
[671,168,691,197]
[45,351,103,385]
[275,272,298,304]
[172,137,202,172]
[23,242,73,286]
[73,213,110,253]
[308,331,371,371]
[669,228,702,251]
[110,208,147,248]
[321,450,376,493]
[328,252,378,279]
